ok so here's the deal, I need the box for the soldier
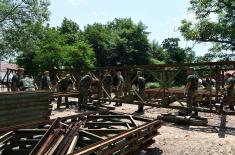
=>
[41,71,52,90]
[135,70,146,113]
[11,68,24,91]
[202,74,215,92]
[224,73,235,111]
[79,74,92,109]
[115,70,124,106]
[18,75,36,91]
[184,67,199,116]
[57,74,73,109]
[102,69,113,101]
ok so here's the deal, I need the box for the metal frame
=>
[0,111,162,155]
[1,61,235,115]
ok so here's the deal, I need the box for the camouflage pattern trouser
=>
[187,89,198,113]
[79,88,89,106]
[224,90,235,110]
[57,91,68,109]
[103,86,111,98]
[138,90,145,110]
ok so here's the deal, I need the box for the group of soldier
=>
[10,67,235,114]
[101,69,146,113]
[185,67,235,117]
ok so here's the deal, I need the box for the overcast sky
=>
[49,0,211,56]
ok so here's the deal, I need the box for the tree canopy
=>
[0,0,50,58]
[179,0,235,60]
[0,0,198,71]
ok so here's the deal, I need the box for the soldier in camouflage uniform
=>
[57,74,73,109]
[41,71,52,90]
[202,74,215,92]
[18,75,36,91]
[102,69,113,101]
[11,68,24,91]
[224,73,235,111]
[184,67,199,116]
[79,74,92,109]
[114,71,125,106]
[135,71,146,113]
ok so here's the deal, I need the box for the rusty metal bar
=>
[29,118,61,155]
[72,119,161,155]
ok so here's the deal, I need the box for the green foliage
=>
[59,18,82,45]
[84,18,152,66]
[179,0,235,59]
[0,1,197,72]
[0,0,50,58]
[64,41,95,68]
[161,38,195,63]
[146,82,160,89]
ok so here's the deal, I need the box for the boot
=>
[135,108,144,113]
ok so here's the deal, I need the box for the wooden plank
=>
[161,114,208,126]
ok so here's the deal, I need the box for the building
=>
[0,61,18,81]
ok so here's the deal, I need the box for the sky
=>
[49,0,211,56]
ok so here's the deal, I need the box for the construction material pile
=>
[0,111,162,155]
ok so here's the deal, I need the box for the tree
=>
[108,19,152,65]
[59,18,82,45]
[84,23,115,66]
[162,38,187,63]
[19,26,96,71]
[0,0,50,58]
[30,27,66,71]
[179,0,235,55]
[64,41,95,68]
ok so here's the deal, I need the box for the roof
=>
[0,61,18,71]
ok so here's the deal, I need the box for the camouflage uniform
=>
[137,76,145,111]
[79,75,92,108]
[11,74,22,91]
[102,73,113,99]
[115,72,124,106]
[202,78,214,92]
[224,76,235,110]
[186,74,199,114]
[41,75,51,90]
[18,77,36,91]
[57,77,73,109]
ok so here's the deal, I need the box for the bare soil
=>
[51,99,235,155]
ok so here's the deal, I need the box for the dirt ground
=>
[51,100,235,155]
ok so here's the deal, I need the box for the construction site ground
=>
[51,100,235,155]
